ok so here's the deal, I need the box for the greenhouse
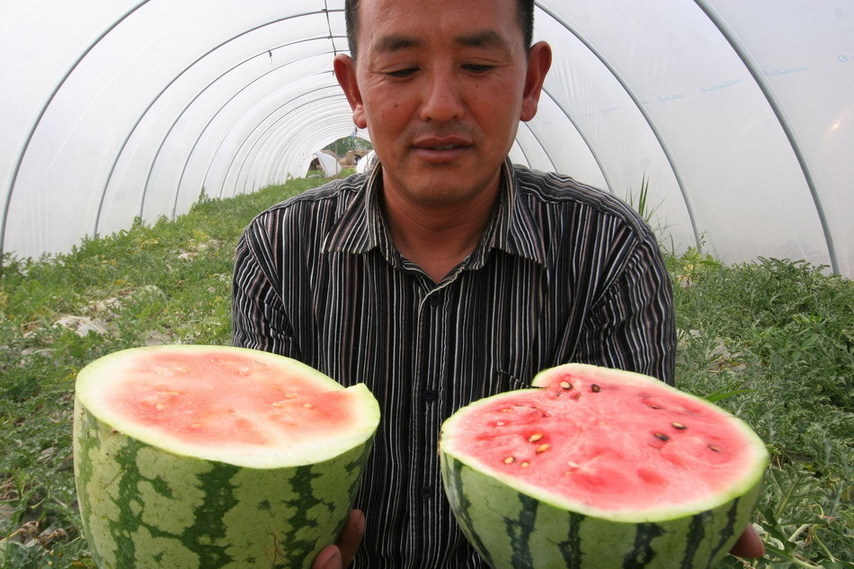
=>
[0,2,851,569]
[1,0,852,276]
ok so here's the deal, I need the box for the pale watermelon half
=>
[72,345,380,569]
[439,363,769,569]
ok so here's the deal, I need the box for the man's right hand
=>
[312,509,365,569]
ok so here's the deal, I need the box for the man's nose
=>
[419,69,465,123]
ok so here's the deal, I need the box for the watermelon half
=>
[72,345,380,569]
[439,363,769,569]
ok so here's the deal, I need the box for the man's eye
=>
[463,64,494,74]
[385,67,418,78]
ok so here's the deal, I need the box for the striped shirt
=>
[232,159,676,568]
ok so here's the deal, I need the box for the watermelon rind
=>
[73,345,380,569]
[441,453,762,569]
[439,363,769,569]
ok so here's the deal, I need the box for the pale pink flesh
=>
[104,351,355,446]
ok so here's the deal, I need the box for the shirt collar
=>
[474,159,547,268]
[322,158,547,268]
[320,164,386,257]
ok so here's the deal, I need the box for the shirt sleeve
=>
[231,221,301,359]
[575,234,676,385]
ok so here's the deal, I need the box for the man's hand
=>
[312,510,365,569]
[730,525,765,559]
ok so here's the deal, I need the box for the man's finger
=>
[313,545,343,569]
[311,510,365,569]
[338,509,366,566]
[729,525,765,559]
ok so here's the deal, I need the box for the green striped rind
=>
[73,399,374,569]
[440,452,763,569]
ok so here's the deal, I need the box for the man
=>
[232,0,764,566]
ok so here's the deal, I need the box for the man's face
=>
[335,0,550,209]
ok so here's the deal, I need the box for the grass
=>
[624,173,661,226]
[1,176,852,568]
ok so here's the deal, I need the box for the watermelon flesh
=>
[73,345,379,569]
[440,363,768,569]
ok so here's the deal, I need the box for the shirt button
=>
[420,485,433,501]
[423,390,438,403]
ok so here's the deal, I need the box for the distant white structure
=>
[356,150,377,174]
[311,150,341,178]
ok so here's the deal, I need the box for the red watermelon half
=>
[440,363,768,569]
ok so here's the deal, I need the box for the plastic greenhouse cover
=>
[0,0,851,278]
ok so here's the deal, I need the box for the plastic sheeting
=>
[1,1,851,277]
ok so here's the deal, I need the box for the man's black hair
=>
[343,0,535,60]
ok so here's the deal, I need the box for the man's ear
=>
[334,54,368,129]
[520,41,552,122]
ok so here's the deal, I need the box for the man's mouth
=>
[413,135,471,151]
[411,143,469,163]
[412,137,472,159]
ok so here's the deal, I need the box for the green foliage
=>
[1,177,851,568]
[672,255,853,569]
[323,135,373,156]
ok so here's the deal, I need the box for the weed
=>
[624,173,665,229]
